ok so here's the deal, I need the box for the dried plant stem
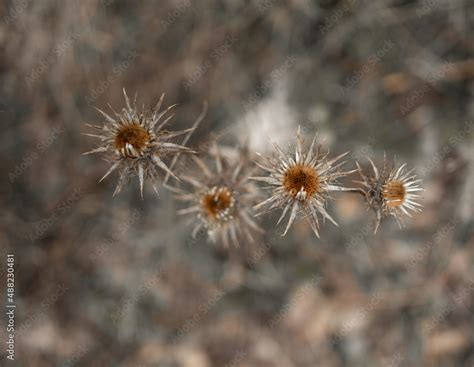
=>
[340,188,367,197]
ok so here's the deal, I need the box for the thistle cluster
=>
[84,91,424,245]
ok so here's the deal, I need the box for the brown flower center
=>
[283,164,320,198]
[115,124,150,156]
[383,180,406,207]
[201,187,235,221]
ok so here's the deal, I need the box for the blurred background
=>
[1,0,474,366]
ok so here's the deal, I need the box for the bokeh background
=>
[1,0,474,366]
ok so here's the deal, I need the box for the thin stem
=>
[337,187,367,197]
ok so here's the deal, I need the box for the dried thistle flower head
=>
[83,89,196,197]
[356,156,423,233]
[177,145,263,247]
[251,127,354,237]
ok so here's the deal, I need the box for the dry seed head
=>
[201,186,236,222]
[356,157,423,233]
[251,126,354,237]
[383,180,405,207]
[177,145,263,247]
[114,123,150,157]
[283,164,320,199]
[83,89,196,197]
